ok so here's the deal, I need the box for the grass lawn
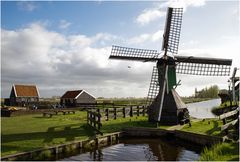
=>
[181,118,239,161]
[200,142,239,161]
[1,111,152,157]
[181,118,222,136]
[1,111,90,156]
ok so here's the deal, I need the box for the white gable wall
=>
[75,91,96,104]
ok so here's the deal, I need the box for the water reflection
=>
[62,138,201,161]
[187,99,221,118]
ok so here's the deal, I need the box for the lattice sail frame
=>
[146,66,159,107]
[162,8,183,55]
[175,56,232,76]
[110,45,161,61]
[176,63,231,76]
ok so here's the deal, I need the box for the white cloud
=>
[136,9,165,26]
[159,0,206,10]
[1,23,154,98]
[136,0,206,26]
[59,20,72,29]
[129,30,163,44]
[17,1,38,11]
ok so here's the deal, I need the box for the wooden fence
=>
[86,105,146,134]
[219,107,239,135]
[87,109,102,135]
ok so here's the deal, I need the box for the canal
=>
[62,137,201,161]
[187,98,221,118]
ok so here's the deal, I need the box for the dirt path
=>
[167,124,184,130]
[167,118,202,130]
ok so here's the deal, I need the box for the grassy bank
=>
[181,119,239,161]
[1,111,151,156]
[181,119,222,136]
[199,142,239,161]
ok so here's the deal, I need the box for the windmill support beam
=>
[157,65,168,122]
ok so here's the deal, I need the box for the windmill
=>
[109,7,232,125]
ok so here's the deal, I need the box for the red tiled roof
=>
[14,85,39,97]
[61,90,82,99]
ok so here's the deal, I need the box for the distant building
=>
[9,84,40,106]
[60,90,96,107]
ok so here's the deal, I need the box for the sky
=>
[1,0,240,98]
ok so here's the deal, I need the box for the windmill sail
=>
[109,45,161,62]
[175,56,232,76]
[146,66,159,107]
[162,8,183,55]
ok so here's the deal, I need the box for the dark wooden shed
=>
[9,84,40,106]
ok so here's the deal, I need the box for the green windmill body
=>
[157,57,177,92]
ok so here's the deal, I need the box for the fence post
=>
[142,106,145,116]
[97,108,100,114]
[222,118,228,134]
[114,107,117,120]
[137,106,140,116]
[87,111,89,124]
[123,107,126,118]
[105,108,109,121]
[130,106,133,117]
[90,113,93,126]
[97,109,101,130]
[93,113,96,129]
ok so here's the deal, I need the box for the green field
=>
[182,119,239,161]
[1,111,152,156]
[200,142,239,161]
[181,118,222,136]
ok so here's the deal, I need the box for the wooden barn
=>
[60,90,96,107]
[9,84,40,106]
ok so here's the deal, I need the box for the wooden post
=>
[97,108,100,114]
[98,116,101,130]
[105,108,109,121]
[87,111,89,124]
[123,107,126,118]
[137,106,140,116]
[142,106,145,116]
[90,113,93,126]
[130,106,133,117]
[93,113,96,129]
[97,109,101,130]
[114,107,117,120]
[87,111,90,124]
[222,118,228,134]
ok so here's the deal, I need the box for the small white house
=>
[60,90,96,107]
